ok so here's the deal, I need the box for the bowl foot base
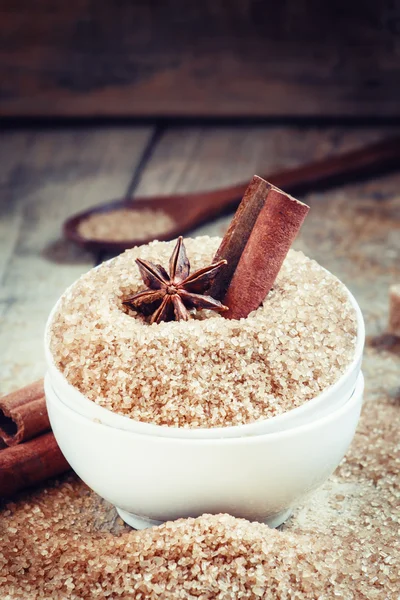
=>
[116,508,163,530]
[116,507,292,530]
[259,508,292,529]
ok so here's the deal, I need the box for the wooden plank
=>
[0,126,153,393]
[135,124,398,236]
[0,132,36,283]
[136,126,399,193]
[0,1,399,117]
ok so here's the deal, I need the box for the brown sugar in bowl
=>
[45,237,362,439]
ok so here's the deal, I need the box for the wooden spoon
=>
[64,136,400,254]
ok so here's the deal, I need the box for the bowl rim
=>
[45,371,364,445]
[44,261,365,439]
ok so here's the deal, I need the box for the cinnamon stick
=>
[209,175,271,300]
[222,181,309,320]
[0,379,49,446]
[0,431,70,498]
[388,284,400,337]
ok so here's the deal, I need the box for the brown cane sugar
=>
[0,508,332,599]
[49,237,357,428]
[0,388,398,599]
[77,208,175,242]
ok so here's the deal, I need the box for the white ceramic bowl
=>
[45,372,364,530]
[44,285,364,439]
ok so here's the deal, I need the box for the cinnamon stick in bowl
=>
[212,176,309,320]
[209,176,270,301]
[224,185,309,319]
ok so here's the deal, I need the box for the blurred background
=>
[0,0,399,389]
[1,0,399,119]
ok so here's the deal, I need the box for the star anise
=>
[123,237,229,324]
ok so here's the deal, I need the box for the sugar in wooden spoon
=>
[64,136,400,254]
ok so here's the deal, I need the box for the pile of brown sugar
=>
[0,385,398,599]
[77,208,175,242]
[49,237,357,428]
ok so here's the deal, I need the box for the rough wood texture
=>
[136,125,400,239]
[64,134,400,254]
[0,126,399,592]
[1,1,400,117]
[0,127,153,392]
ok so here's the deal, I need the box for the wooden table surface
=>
[1,123,399,393]
[0,124,399,596]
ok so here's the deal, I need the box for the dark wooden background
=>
[1,0,399,118]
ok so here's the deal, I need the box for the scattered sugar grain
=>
[77,208,175,242]
[0,391,398,598]
[50,237,357,428]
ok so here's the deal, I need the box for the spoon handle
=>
[178,135,400,223]
[64,135,400,254]
[270,135,400,195]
